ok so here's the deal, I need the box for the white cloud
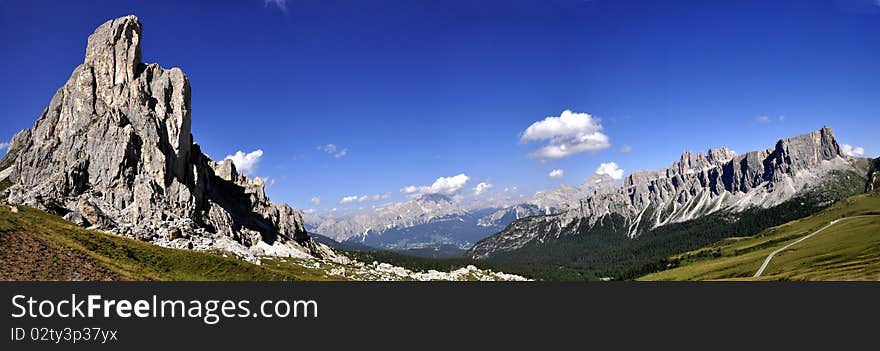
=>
[310,196,321,206]
[341,193,393,204]
[224,149,264,176]
[620,145,633,153]
[778,115,786,122]
[400,173,470,195]
[322,144,348,158]
[521,110,603,141]
[0,142,8,152]
[755,115,771,123]
[595,162,624,180]
[548,169,564,179]
[401,185,420,194]
[264,0,288,13]
[841,144,865,157]
[520,110,611,159]
[474,182,493,195]
[427,174,470,194]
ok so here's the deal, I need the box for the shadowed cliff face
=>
[1,15,329,260]
[469,126,860,259]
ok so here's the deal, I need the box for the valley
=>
[1,15,877,282]
[304,175,619,254]
[0,204,527,281]
[640,193,880,281]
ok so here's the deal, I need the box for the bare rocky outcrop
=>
[0,15,329,261]
[469,126,863,259]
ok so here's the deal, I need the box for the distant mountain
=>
[305,177,619,251]
[475,174,617,229]
[306,194,496,250]
[467,127,873,280]
[309,233,375,252]
[310,231,468,258]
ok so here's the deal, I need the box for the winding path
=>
[754,215,879,278]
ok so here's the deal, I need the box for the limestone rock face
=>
[2,15,327,260]
[469,126,860,259]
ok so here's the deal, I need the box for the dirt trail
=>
[0,230,120,281]
[753,215,879,278]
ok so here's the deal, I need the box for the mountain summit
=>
[0,15,330,261]
[469,126,866,260]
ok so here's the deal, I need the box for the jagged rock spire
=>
[2,15,327,261]
[85,15,142,88]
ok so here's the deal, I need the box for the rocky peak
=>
[666,146,737,179]
[213,159,238,182]
[3,15,328,261]
[85,15,142,89]
[707,147,737,164]
[417,193,455,204]
[470,126,858,258]
[623,127,839,190]
[624,170,659,188]
[580,174,617,190]
[774,125,841,168]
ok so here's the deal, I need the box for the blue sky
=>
[1,0,878,213]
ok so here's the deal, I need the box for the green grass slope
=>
[640,193,880,281]
[0,205,341,281]
[478,169,868,281]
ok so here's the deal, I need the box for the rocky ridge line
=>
[0,15,332,262]
[469,126,861,259]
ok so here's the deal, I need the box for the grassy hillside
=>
[6,187,875,281]
[0,205,340,281]
[0,205,521,281]
[640,193,880,281]
[483,171,867,281]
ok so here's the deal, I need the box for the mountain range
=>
[1,15,876,282]
[304,174,618,254]
[466,127,874,279]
